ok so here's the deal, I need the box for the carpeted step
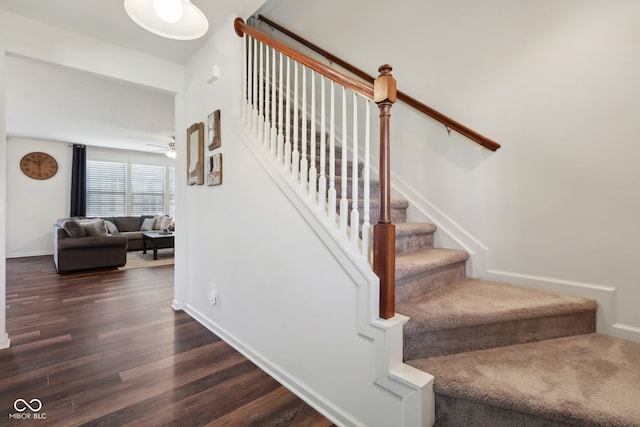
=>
[333,176,380,200]
[395,249,468,303]
[398,279,597,359]
[408,333,640,426]
[395,222,436,255]
[307,157,364,177]
[346,198,409,225]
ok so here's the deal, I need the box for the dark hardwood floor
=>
[2,256,335,426]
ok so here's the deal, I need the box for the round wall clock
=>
[20,152,59,180]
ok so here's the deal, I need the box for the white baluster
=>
[284,57,292,171]
[300,66,308,191]
[270,48,277,156]
[361,101,371,259]
[309,71,317,199]
[328,81,337,225]
[263,45,271,148]
[292,61,300,182]
[277,52,284,162]
[245,36,253,127]
[257,42,264,143]
[318,77,327,211]
[242,34,248,125]
[339,87,348,235]
[252,38,258,136]
[350,92,360,247]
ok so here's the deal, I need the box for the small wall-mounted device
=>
[208,283,217,305]
[206,65,221,84]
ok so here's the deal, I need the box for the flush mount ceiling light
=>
[124,0,208,40]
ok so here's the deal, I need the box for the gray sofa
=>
[54,215,172,273]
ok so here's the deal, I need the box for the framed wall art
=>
[207,109,221,151]
[207,153,223,186]
[187,122,204,185]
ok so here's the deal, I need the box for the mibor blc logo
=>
[8,398,46,420]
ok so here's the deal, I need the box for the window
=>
[87,160,175,217]
[131,164,165,215]
[168,166,176,218]
[87,161,127,217]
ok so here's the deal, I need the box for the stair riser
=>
[404,310,596,360]
[433,394,573,427]
[396,262,466,304]
[340,205,408,227]
[302,158,364,177]
[334,179,380,201]
[366,205,407,225]
[396,233,434,254]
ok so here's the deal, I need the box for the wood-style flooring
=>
[2,256,335,426]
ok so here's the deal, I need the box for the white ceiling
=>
[0,0,261,153]
[6,54,176,153]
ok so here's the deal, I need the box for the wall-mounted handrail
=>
[257,15,501,152]
[235,17,396,319]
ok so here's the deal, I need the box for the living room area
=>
[5,54,177,271]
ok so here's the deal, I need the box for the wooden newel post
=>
[373,64,397,319]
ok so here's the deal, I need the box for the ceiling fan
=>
[146,137,176,158]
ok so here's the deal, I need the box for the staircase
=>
[237,20,640,425]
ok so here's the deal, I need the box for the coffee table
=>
[142,231,175,260]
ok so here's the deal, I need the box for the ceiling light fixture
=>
[153,0,183,23]
[124,0,208,40]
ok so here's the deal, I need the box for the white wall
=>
[257,0,640,340]
[6,138,72,257]
[0,9,183,349]
[177,14,429,427]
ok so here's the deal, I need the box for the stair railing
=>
[234,17,396,319]
[256,15,500,152]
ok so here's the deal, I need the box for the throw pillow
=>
[156,216,172,230]
[140,218,156,231]
[104,220,118,234]
[80,219,107,236]
[62,220,86,238]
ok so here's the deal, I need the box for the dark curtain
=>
[70,144,87,217]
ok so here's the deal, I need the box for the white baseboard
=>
[6,250,53,258]
[0,333,10,350]
[484,269,617,336]
[611,323,640,343]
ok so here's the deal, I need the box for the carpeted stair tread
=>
[396,248,468,280]
[395,222,437,238]
[366,198,409,209]
[398,279,597,334]
[395,222,437,254]
[408,333,640,426]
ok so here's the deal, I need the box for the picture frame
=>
[207,109,221,151]
[187,122,204,185]
[207,153,223,186]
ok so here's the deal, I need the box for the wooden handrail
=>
[257,15,501,152]
[235,18,374,100]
